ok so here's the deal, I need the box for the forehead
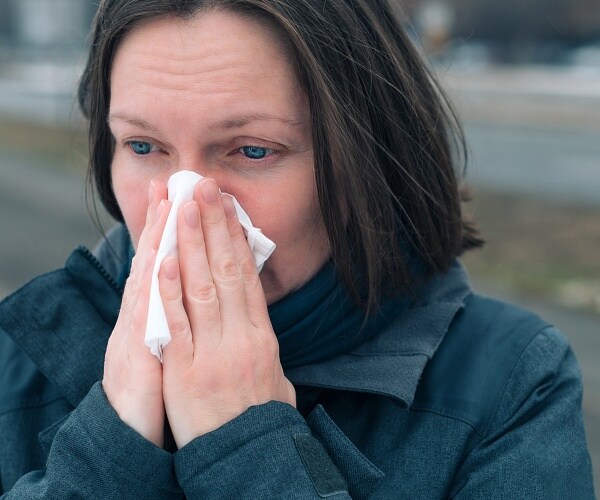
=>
[112,10,293,87]
[109,9,306,122]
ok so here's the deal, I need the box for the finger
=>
[121,200,170,342]
[114,247,155,356]
[195,179,248,332]
[145,179,168,226]
[133,199,171,330]
[135,198,173,297]
[116,247,151,333]
[159,255,193,368]
[140,197,171,255]
[129,249,160,355]
[130,199,170,290]
[126,178,168,295]
[177,200,222,350]
[127,192,154,292]
[222,194,270,328]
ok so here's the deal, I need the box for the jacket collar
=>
[285,260,471,408]
[0,239,470,410]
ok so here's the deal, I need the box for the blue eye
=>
[240,146,270,160]
[129,141,153,155]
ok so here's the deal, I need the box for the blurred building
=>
[0,0,95,61]
[1,0,597,60]
[0,0,97,124]
[403,0,600,63]
[450,0,600,42]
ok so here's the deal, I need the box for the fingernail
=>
[163,256,179,280]
[200,179,219,205]
[148,180,155,205]
[222,194,237,218]
[184,202,199,228]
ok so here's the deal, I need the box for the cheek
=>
[111,165,150,249]
[281,198,324,244]
[255,185,330,304]
[258,178,329,261]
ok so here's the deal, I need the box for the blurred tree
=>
[0,0,96,54]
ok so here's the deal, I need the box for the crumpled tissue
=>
[144,170,276,361]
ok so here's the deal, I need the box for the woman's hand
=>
[159,178,296,449]
[102,181,170,448]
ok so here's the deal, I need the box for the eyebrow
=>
[108,113,306,132]
[208,113,306,131]
[108,114,162,134]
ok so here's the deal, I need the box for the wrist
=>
[102,381,165,447]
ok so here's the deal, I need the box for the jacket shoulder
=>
[413,293,558,434]
[0,268,72,414]
[0,248,120,411]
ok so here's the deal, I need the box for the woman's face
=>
[109,9,330,305]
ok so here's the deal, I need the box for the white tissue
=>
[144,170,276,361]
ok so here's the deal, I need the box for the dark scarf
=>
[269,261,408,369]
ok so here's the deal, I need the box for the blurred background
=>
[0,0,598,490]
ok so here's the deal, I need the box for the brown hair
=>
[78,0,483,312]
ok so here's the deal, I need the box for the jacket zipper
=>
[76,245,124,295]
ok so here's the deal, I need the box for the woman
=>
[0,0,594,498]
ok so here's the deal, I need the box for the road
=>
[465,123,600,206]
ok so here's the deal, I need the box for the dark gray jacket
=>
[0,236,594,498]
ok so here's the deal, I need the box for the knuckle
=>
[189,280,218,303]
[160,277,181,302]
[185,231,206,251]
[195,358,233,393]
[201,371,222,395]
[215,258,240,283]
[168,315,189,337]
[204,209,225,227]
[239,258,257,280]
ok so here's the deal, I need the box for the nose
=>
[170,159,230,195]
[165,145,212,180]
[172,154,208,178]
